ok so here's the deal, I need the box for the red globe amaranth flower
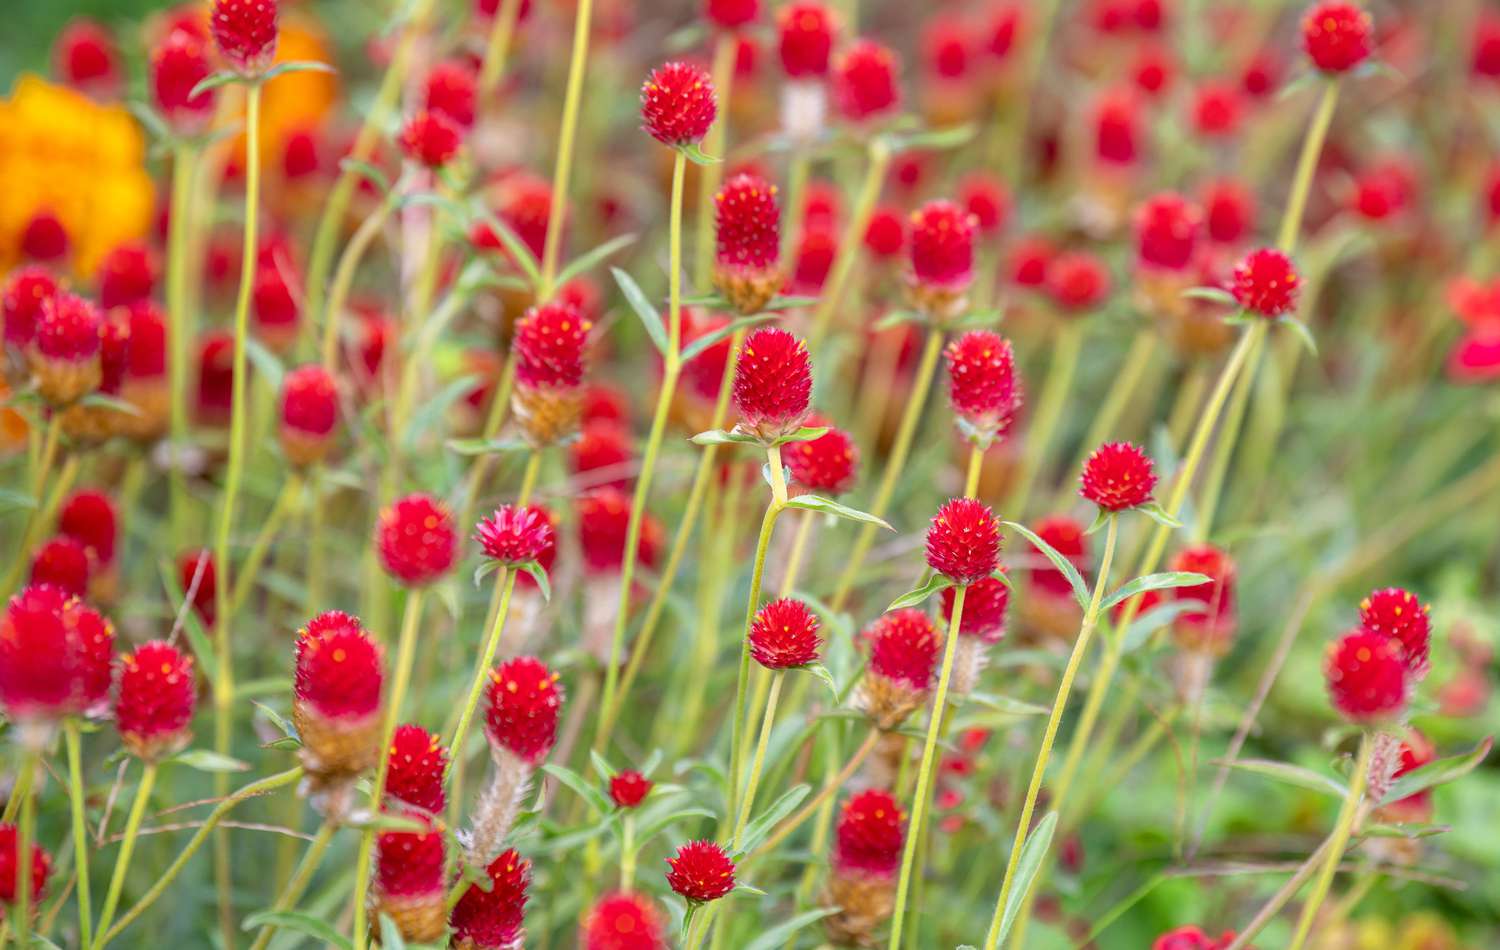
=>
[866,610,939,689]
[958,174,1010,238]
[252,263,299,352]
[30,292,103,405]
[449,848,531,949]
[376,494,458,586]
[425,60,477,130]
[987,5,1023,61]
[944,330,1020,440]
[1094,88,1142,166]
[713,173,782,314]
[0,586,113,723]
[832,788,905,877]
[20,210,70,264]
[1135,193,1201,271]
[1359,587,1431,680]
[152,28,217,134]
[609,770,653,808]
[924,16,970,81]
[778,3,837,78]
[1080,442,1157,511]
[1190,83,1242,139]
[925,497,1002,585]
[1325,628,1409,724]
[1475,15,1500,80]
[513,300,592,388]
[864,207,906,260]
[1170,544,1236,653]
[784,422,858,495]
[834,40,902,121]
[941,575,1009,643]
[1047,252,1111,313]
[1241,49,1282,99]
[97,243,157,310]
[787,226,837,295]
[572,422,634,490]
[640,62,717,146]
[3,267,58,347]
[665,840,736,903]
[484,656,562,765]
[908,200,977,298]
[55,18,121,98]
[374,810,447,943]
[177,549,217,627]
[1028,516,1088,601]
[1153,927,1236,950]
[210,0,279,75]
[29,537,90,598]
[399,110,464,168]
[1132,44,1175,97]
[195,331,235,425]
[732,327,812,442]
[386,724,448,814]
[294,611,385,781]
[749,598,822,669]
[59,489,118,566]
[1350,160,1416,221]
[681,309,733,401]
[474,0,535,21]
[476,504,556,568]
[116,640,197,761]
[281,127,322,181]
[1231,248,1300,317]
[1302,2,1372,74]
[1379,730,1436,824]
[706,0,759,31]
[1009,236,1055,289]
[0,824,51,907]
[583,892,667,950]
[279,365,339,466]
[576,490,661,574]
[1202,179,1255,245]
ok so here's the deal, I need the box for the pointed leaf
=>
[556,233,638,287]
[1099,572,1212,612]
[1218,758,1348,799]
[886,123,975,152]
[873,310,921,331]
[681,315,774,362]
[589,749,616,780]
[1383,737,1492,803]
[737,783,811,856]
[189,70,240,99]
[243,336,286,392]
[1118,601,1196,654]
[478,212,541,288]
[473,560,501,588]
[677,142,721,165]
[770,425,830,446]
[743,909,840,950]
[1136,501,1184,529]
[1005,521,1090,609]
[338,157,390,196]
[1280,315,1319,355]
[968,693,1049,717]
[448,437,531,456]
[541,763,612,816]
[611,267,669,354]
[689,428,760,447]
[170,749,250,773]
[78,392,143,417]
[520,561,551,602]
[886,574,954,611]
[798,663,839,699]
[240,911,352,949]
[784,494,893,531]
[263,60,338,81]
[403,375,480,450]
[1181,286,1237,306]
[759,295,820,312]
[377,914,407,950]
[990,812,1058,947]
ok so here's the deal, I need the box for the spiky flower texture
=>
[944,330,1020,442]
[386,723,448,814]
[784,422,859,495]
[1359,587,1431,680]
[640,62,717,147]
[665,840,735,903]
[583,892,666,950]
[1325,628,1409,724]
[293,611,385,784]
[210,0,279,76]
[748,597,822,669]
[713,173,781,314]
[484,656,562,765]
[115,640,197,761]
[1232,248,1300,318]
[450,848,530,949]
[376,494,458,586]
[1302,2,1372,74]
[609,770,653,809]
[908,199,977,317]
[925,497,1002,585]
[1080,442,1158,511]
[476,504,556,567]
[732,327,812,443]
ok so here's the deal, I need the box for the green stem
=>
[306,467,326,614]
[1005,319,1082,517]
[1287,733,1372,950]
[454,355,519,533]
[64,722,93,948]
[166,144,198,539]
[537,0,596,297]
[748,726,880,862]
[982,515,1119,950]
[1277,81,1341,255]
[620,815,636,892]
[694,33,738,289]
[94,762,158,947]
[321,187,400,371]
[229,475,300,613]
[449,568,518,774]
[807,140,891,356]
[726,497,785,828]
[14,750,39,949]
[1056,330,1157,509]
[732,672,785,848]
[247,821,337,950]
[1192,328,1265,540]
[477,0,525,98]
[780,151,812,262]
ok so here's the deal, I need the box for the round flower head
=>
[1202,179,1255,245]
[583,891,667,950]
[1231,248,1299,317]
[59,489,117,567]
[749,597,822,669]
[944,330,1020,441]
[3,266,58,347]
[833,788,905,876]
[513,300,592,388]
[386,723,448,814]
[294,611,384,721]
[958,174,1010,238]
[178,549,217,627]
[97,243,156,310]
[941,575,1009,643]
[1153,927,1237,950]
[1325,628,1409,724]
[29,536,90,598]
[1190,83,1242,139]
[30,292,103,405]
[784,420,858,495]
[1302,2,1372,73]
[640,61,717,147]
[399,110,464,168]
[924,16,971,81]
[0,824,51,907]
[152,28,217,134]
[908,200,977,304]
[54,18,121,98]
[210,0,279,75]
[252,265,299,352]
[1135,193,1201,271]
[1169,544,1237,654]
[866,610,940,689]
[577,489,662,574]
[116,640,197,761]
[666,840,736,903]
[732,327,812,443]
[1080,442,1157,511]
[425,59,477,130]
[572,422,634,490]
[834,40,902,121]
[788,226,838,294]
[0,586,112,724]
[376,494,457,586]
[1094,87,1142,166]
[609,770,653,809]
[778,3,837,78]
[279,364,339,466]
[864,206,906,260]
[925,497,1002,585]
[1048,252,1111,313]
[706,0,759,31]
[713,173,782,314]
[476,504,556,568]
[1359,587,1431,681]
[449,848,530,949]
[485,656,563,765]
[374,810,448,943]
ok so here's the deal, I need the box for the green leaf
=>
[632,806,717,850]
[1135,501,1183,529]
[885,123,975,153]
[784,494,893,531]
[1362,822,1449,840]
[477,211,541,288]
[520,561,552,602]
[263,60,338,82]
[968,693,1049,717]
[1083,507,1111,536]
[1118,601,1196,654]
[243,336,286,393]
[589,749,616,781]
[681,315,774,362]
[170,749,250,773]
[1005,521,1090,610]
[240,911,352,950]
[759,295,820,312]
[771,426,829,446]
[990,812,1058,947]
[473,560,502,588]
[0,489,38,514]
[377,913,407,950]
[677,142,721,165]
[611,267,669,355]
[1099,572,1211,612]
[541,763,613,816]
[886,573,954,611]
[1218,758,1349,799]
[338,157,390,195]
[447,437,531,456]
[556,233,638,287]
[688,428,760,447]
[799,663,839,699]
[78,392,142,417]
[127,102,171,142]
[402,374,480,451]
[189,70,240,99]
[1181,286,1237,306]
[873,310,921,331]
[1383,737,1492,803]
[737,783,811,856]
[251,701,296,741]
[1280,315,1319,355]
[742,909,840,950]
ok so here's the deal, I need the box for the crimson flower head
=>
[1028,516,1087,601]
[640,62,717,147]
[152,28,216,134]
[294,611,384,721]
[116,640,197,761]
[583,891,667,950]
[749,598,822,669]
[609,770,654,809]
[279,364,339,466]
[513,300,592,388]
[485,656,563,765]
[59,489,118,566]
[706,0,759,31]
[377,494,457,586]
[449,848,531,949]
[1202,179,1255,245]
[1359,587,1431,681]
[210,0,279,75]
[1080,442,1157,511]
[864,206,906,260]
[959,174,1010,238]
[942,575,1009,643]
[908,200,977,294]
[29,537,90,598]
[1301,2,1372,74]
[31,291,103,405]
[834,40,902,122]
[732,327,812,442]
[476,504,556,569]
[1379,730,1436,824]
[1190,82,1242,139]
[1094,87,1142,166]
[713,173,781,313]
[386,723,448,814]
[1170,544,1237,654]
[0,824,51,907]
[778,3,837,78]
[424,59,477,130]
[944,330,1020,441]
[1047,252,1111,313]
[666,840,736,903]
[54,18,122,98]
[399,110,464,168]
[925,497,1002,585]
[577,489,661,574]
[374,810,447,942]
[1135,193,1201,271]
[1153,927,1237,950]
[1325,628,1409,724]
[833,788,905,877]
[1231,248,1299,317]
[97,243,157,310]
[572,422,633,490]
[866,610,940,689]
[784,421,859,495]
[0,586,113,724]
[3,266,57,347]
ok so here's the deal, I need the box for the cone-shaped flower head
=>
[1134,192,1201,272]
[0,824,51,907]
[941,575,1009,643]
[609,770,653,809]
[210,0,279,75]
[1231,248,1299,317]
[925,497,1002,585]
[293,611,384,781]
[832,788,905,877]
[1359,587,1431,681]
[59,489,118,567]
[834,40,902,121]
[29,537,90,598]
[1302,2,1372,73]
[399,110,464,168]
[944,330,1020,441]
[713,173,782,314]
[0,585,113,725]
[778,3,837,78]
[3,266,58,347]
[1325,628,1409,724]
[151,28,216,134]
[115,640,196,761]
[908,200,977,304]
[576,489,662,574]
[386,723,448,814]
[376,494,457,586]
[279,364,339,466]
[449,848,531,949]
[1169,544,1237,654]
[784,420,859,495]
[665,840,736,903]
[1080,442,1158,511]
[748,597,822,669]
[640,61,717,146]
[732,327,812,443]
[30,291,102,405]
[484,656,562,765]
[706,0,759,31]
[375,809,448,943]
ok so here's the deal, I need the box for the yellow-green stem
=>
[749,726,880,862]
[64,721,93,948]
[1192,329,1265,540]
[694,34,738,288]
[306,467,326,613]
[964,443,985,499]
[248,821,337,950]
[807,140,891,356]
[1005,319,1082,517]
[94,762,158,947]
[229,475,300,613]
[1288,733,1372,950]
[322,189,399,370]
[1057,329,1157,509]
[166,145,198,538]
[619,814,636,891]
[727,494,785,827]
[538,0,596,297]
[1278,81,1341,255]
[14,750,39,949]
[478,0,525,97]
[780,151,812,263]
[780,510,816,596]
[733,673,785,848]
[450,567,519,770]
[455,356,519,533]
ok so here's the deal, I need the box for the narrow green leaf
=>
[337,157,390,196]
[240,911,352,949]
[189,70,240,99]
[1006,521,1090,610]
[1280,315,1319,356]
[886,574,954,611]
[478,211,541,288]
[1136,501,1183,529]
[759,295,820,312]
[887,123,975,152]
[251,701,296,741]
[589,749,616,781]
[1218,758,1349,799]
[967,693,1049,717]
[1181,286,1237,306]
[678,142,721,165]
[243,336,286,392]
[611,267,669,354]
[770,425,830,446]
[873,310,921,331]
[377,913,407,950]
[520,561,552,602]
[541,763,613,816]
[556,233,638,287]
[263,60,338,81]
[473,560,501,588]
[1383,737,1492,803]
[0,489,39,513]
[784,494,894,531]
[689,428,760,447]
[738,784,811,856]
[77,392,143,417]
[170,749,250,773]
[991,812,1058,947]
[799,663,839,699]
[1118,601,1196,654]
[1099,572,1212,612]
[681,315,774,362]
[742,909,840,950]
[448,437,531,456]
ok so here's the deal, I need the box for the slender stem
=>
[455,356,519,533]
[1288,733,1372,950]
[779,511,816,596]
[352,589,426,949]
[887,584,968,948]
[538,0,596,297]
[100,769,303,945]
[166,144,198,538]
[1,416,67,601]
[982,515,1119,950]
[780,151,811,262]
[322,189,399,370]
[64,722,93,948]
[449,569,517,770]
[733,673,785,848]
[1224,837,1334,950]
[807,140,891,356]
[229,475,300,613]
[749,726,880,861]
[94,762,158,946]
[306,467,326,614]
[1057,330,1157,509]
[727,500,785,827]
[694,33,738,288]
[478,0,525,97]
[14,750,39,948]
[1193,329,1265,541]
[247,821,337,950]
[1005,320,1082,517]
[620,815,636,891]
[1278,81,1341,254]
[964,443,985,499]
[1,756,32,824]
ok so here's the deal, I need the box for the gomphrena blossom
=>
[705,0,760,32]
[1201,178,1255,246]
[783,420,859,495]
[29,537,90,599]
[54,18,122,99]
[777,2,837,78]
[115,640,197,762]
[151,27,217,135]
[1301,2,1372,74]
[0,585,114,730]
[1047,251,1112,314]
[209,0,279,76]
[824,788,906,947]
[857,609,940,729]
[1134,192,1201,272]
[386,723,448,815]
[1325,628,1410,724]
[732,327,813,443]
[665,840,736,903]
[2,266,57,347]
[449,848,531,949]
[944,329,1020,444]
[374,809,448,943]
[58,488,118,577]
[576,489,662,575]
[1169,544,1237,656]
[582,891,666,950]
[424,59,478,130]
[1153,926,1237,950]
[958,174,1010,238]
[748,597,822,669]
[713,173,782,314]
[292,611,385,795]
[864,206,906,260]
[470,657,563,864]
[640,61,717,147]
[96,242,156,309]
[1374,730,1436,826]
[907,199,978,318]
[608,770,653,809]
[376,493,458,586]
[29,291,102,406]
[1231,247,1300,317]
[1359,587,1431,681]
[511,300,593,446]
[475,504,556,568]
[572,421,634,490]
[1079,441,1158,511]
[0,824,52,909]
[833,40,902,122]
[398,109,465,168]
[925,497,1002,586]
[279,364,339,466]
